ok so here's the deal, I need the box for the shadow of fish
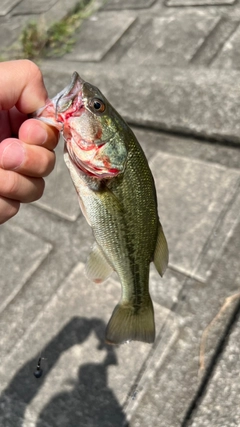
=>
[34,72,169,344]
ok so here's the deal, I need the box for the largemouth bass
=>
[35,72,168,344]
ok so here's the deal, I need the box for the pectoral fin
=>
[85,242,113,284]
[153,222,169,277]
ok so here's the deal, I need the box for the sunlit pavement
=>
[1,1,240,426]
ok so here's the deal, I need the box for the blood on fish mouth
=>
[69,150,120,179]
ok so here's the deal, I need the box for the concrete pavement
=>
[1,0,240,426]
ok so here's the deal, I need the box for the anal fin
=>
[85,242,113,284]
[153,222,169,277]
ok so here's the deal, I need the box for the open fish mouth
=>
[64,144,121,179]
[54,72,84,116]
[34,72,85,128]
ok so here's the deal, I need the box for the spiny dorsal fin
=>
[153,222,169,277]
[85,242,113,284]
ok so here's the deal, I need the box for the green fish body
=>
[35,72,168,344]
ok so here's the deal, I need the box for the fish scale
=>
[34,72,169,345]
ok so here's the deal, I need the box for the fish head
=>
[35,72,128,179]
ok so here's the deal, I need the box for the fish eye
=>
[89,98,106,113]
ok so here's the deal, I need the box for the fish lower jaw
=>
[68,150,121,180]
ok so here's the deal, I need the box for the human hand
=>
[0,60,59,224]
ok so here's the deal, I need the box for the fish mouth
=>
[55,72,84,115]
[33,72,85,128]
[67,139,122,179]
[68,148,121,179]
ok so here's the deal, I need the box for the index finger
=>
[0,60,48,113]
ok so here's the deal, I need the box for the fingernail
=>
[1,141,25,170]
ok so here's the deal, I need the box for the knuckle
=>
[39,150,56,177]
[37,178,45,199]
[0,198,19,224]
[5,171,19,197]
[5,202,19,221]
[30,178,45,202]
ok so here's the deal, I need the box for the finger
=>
[19,118,59,150]
[0,196,20,224]
[0,139,56,177]
[0,111,11,142]
[0,169,45,203]
[8,107,28,137]
[0,60,47,113]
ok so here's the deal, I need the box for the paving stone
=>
[2,2,240,426]
[0,0,21,16]
[40,61,240,143]
[166,0,234,5]
[109,64,240,143]
[65,11,136,61]
[0,15,29,49]
[120,12,219,67]
[150,151,240,279]
[133,128,240,171]
[0,207,92,365]
[212,22,240,70]
[190,18,239,66]
[188,312,240,427]
[35,140,81,221]
[195,182,240,282]
[12,0,58,14]
[150,265,186,309]
[128,215,240,426]
[136,130,240,294]
[0,223,51,314]
[104,0,156,9]
[0,263,177,426]
[0,131,236,425]
[15,0,96,31]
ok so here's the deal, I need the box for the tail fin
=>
[105,297,155,345]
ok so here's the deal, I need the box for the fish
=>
[34,72,169,344]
